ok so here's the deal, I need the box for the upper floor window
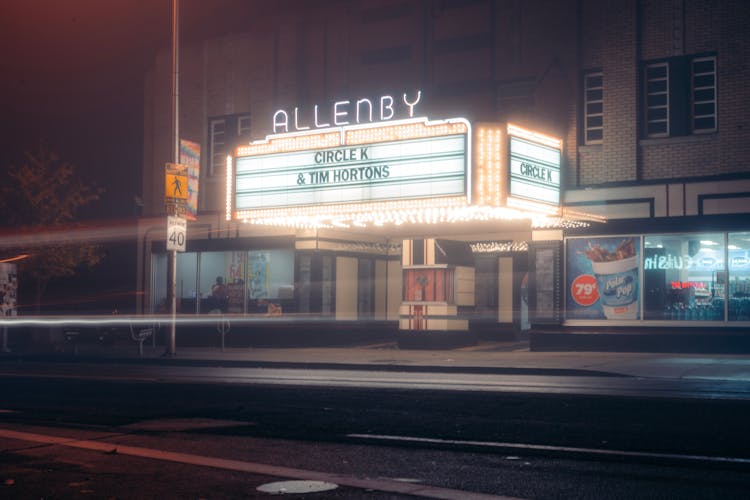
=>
[208,114,251,176]
[692,57,716,133]
[583,71,604,144]
[642,54,716,139]
[644,62,669,137]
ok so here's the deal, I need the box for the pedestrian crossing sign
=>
[165,163,188,200]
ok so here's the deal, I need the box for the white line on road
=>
[0,427,523,500]
[347,433,750,466]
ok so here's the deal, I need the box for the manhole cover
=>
[256,480,339,495]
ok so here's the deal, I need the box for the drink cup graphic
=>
[591,255,639,319]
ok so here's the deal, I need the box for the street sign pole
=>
[167,0,180,356]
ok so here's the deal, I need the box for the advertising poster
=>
[249,252,270,299]
[0,263,18,317]
[566,236,641,320]
[179,139,201,221]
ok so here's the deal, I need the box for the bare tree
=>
[1,144,104,312]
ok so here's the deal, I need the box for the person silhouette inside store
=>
[209,276,228,313]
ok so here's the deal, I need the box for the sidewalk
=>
[12,340,750,384]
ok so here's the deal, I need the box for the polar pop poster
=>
[566,236,641,320]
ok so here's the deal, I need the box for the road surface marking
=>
[0,427,523,500]
[347,433,750,466]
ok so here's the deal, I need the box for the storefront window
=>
[151,252,198,313]
[177,252,198,313]
[198,251,239,313]
[151,253,167,313]
[728,232,750,321]
[152,248,295,315]
[643,234,724,320]
[247,249,294,314]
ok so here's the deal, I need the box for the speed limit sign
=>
[167,215,187,252]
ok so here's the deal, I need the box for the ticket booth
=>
[399,238,475,348]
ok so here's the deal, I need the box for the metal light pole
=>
[167,0,180,356]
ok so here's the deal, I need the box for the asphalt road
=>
[2,361,750,499]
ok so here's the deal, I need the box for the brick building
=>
[138,0,750,351]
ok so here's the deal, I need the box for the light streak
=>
[0,254,29,263]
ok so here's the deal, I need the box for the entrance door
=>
[358,258,375,319]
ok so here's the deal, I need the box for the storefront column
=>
[498,257,513,323]
[386,259,402,321]
[375,260,388,320]
[336,256,358,320]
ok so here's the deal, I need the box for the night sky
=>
[0,0,268,311]
[0,0,266,219]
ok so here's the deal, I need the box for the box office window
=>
[643,234,724,321]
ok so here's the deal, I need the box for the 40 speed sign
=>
[167,215,187,252]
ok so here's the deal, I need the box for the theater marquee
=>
[228,117,471,223]
[226,92,568,228]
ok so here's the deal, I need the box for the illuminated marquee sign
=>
[230,117,470,220]
[273,91,422,134]
[473,123,562,214]
[508,126,561,206]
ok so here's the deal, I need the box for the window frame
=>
[644,62,670,138]
[208,118,226,177]
[691,56,717,134]
[641,54,717,139]
[237,115,252,137]
[208,113,252,177]
[583,71,604,145]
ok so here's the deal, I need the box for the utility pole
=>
[167,0,180,356]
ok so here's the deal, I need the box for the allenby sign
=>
[272,91,422,134]
[227,91,565,225]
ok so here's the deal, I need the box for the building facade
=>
[138,0,750,350]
